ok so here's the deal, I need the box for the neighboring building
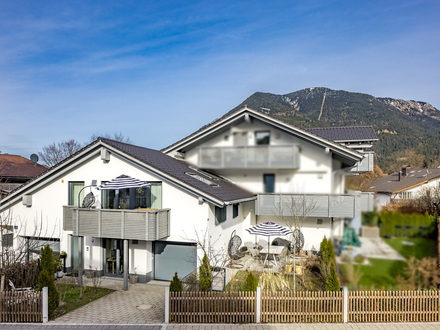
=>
[0,154,47,198]
[367,167,440,210]
[0,106,376,285]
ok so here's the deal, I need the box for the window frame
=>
[215,206,227,225]
[263,174,275,193]
[255,130,271,145]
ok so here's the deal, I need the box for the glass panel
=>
[150,183,162,209]
[215,206,226,224]
[71,235,80,271]
[69,182,84,206]
[255,131,270,145]
[154,242,196,281]
[264,174,275,193]
[104,238,124,275]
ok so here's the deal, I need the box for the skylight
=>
[185,172,219,187]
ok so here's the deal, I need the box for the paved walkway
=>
[52,277,167,324]
[355,237,405,260]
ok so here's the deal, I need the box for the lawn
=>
[340,237,436,290]
[53,284,114,319]
[382,237,436,260]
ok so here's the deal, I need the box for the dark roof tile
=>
[306,126,378,142]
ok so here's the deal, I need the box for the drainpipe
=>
[123,239,128,291]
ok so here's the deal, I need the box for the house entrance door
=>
[103,238,124,276]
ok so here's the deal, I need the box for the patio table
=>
[259,245,286,266]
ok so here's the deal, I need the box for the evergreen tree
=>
[169,272,183,292]
[199,254,212,292]
[38,244,59,318]
[325,261,340,291]
[242,271,258,292]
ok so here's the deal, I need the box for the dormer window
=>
[255,131,270,145]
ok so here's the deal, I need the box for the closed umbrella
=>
[246,221,291,267]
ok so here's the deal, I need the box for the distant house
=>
[0,154,47,198]
[367,167,440,210]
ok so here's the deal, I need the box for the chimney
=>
[398,171,401,181]
[402,166,407,177]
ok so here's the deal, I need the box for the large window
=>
[264,174,275,193]
[215,206,227,224]
[68,182,84,207]
[255,131,270,145]
[101,182,162,209]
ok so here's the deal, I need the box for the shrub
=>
[170,272,183,292]
[362,210,379,226]
[38,244,59,318]
[379,211,435,238]
[199,254,212,292]
[242,271,258,292]
[38,270,59,318]
[4,260,39,290]
[326,261,340,291]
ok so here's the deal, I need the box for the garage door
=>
[154,241,197,281]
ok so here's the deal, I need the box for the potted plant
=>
[55,254,63,278]
[129,267,139,284]
[285,262,293,273]
[295,262,302,275]
[60,251,67,273]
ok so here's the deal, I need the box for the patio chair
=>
[82,192,96,208]
[227,230,245,268]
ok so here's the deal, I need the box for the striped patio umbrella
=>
[246,221,291,267]
[97,175,151,190]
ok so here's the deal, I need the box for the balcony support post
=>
[123,239,128,291]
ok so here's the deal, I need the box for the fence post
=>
[165,286,169,323]
[42,287,48,323]
[256,287,261,323]
[343,286,348,323]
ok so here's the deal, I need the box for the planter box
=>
[361,226,379,238]
[129,275,139,284]
[86,270,95,279]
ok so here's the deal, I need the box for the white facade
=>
[1,107,374,285]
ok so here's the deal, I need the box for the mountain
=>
[233,87,440,173]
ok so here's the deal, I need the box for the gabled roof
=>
[0,154,47,181]
[100,138,255,205]
[305,126,378,143]
[367,168,440,194]
[163,106,363,165]
[1,138,255,209]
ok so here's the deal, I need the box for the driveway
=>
[52,278,167,324]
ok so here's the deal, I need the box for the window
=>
[399,191,412,199]
[68,182,84,206]
[2,233,13,248]
[263,174,275,193]
[215,206,227,224]
[101,182,162,209]
[255,131,270,145]
[233,204,239,218]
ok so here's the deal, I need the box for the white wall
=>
[183,119,338,195]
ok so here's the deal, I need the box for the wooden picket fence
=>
[349,290,440,323]
[169,291,256,323]
[0,290,42,323]
[168,289,440,323]
[261,291,343,323]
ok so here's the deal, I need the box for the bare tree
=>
[0,209,59,291]
[89,132,132,144]
[276,194,317,291]
[183,226,229,291]
[39,139,83,167]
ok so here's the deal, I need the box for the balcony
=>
[63,206,170,241]
[256,193,365,219]
[198,145,300,169]
[350,152,374,173]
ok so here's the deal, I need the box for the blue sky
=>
[1,0,440,158]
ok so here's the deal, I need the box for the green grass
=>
[343,258,407,290]
[53,284,114,319]
[383,237,436,260]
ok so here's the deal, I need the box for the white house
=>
[0,106,376,286]
[367,167,440,210]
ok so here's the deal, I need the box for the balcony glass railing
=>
[199,145,300,169]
